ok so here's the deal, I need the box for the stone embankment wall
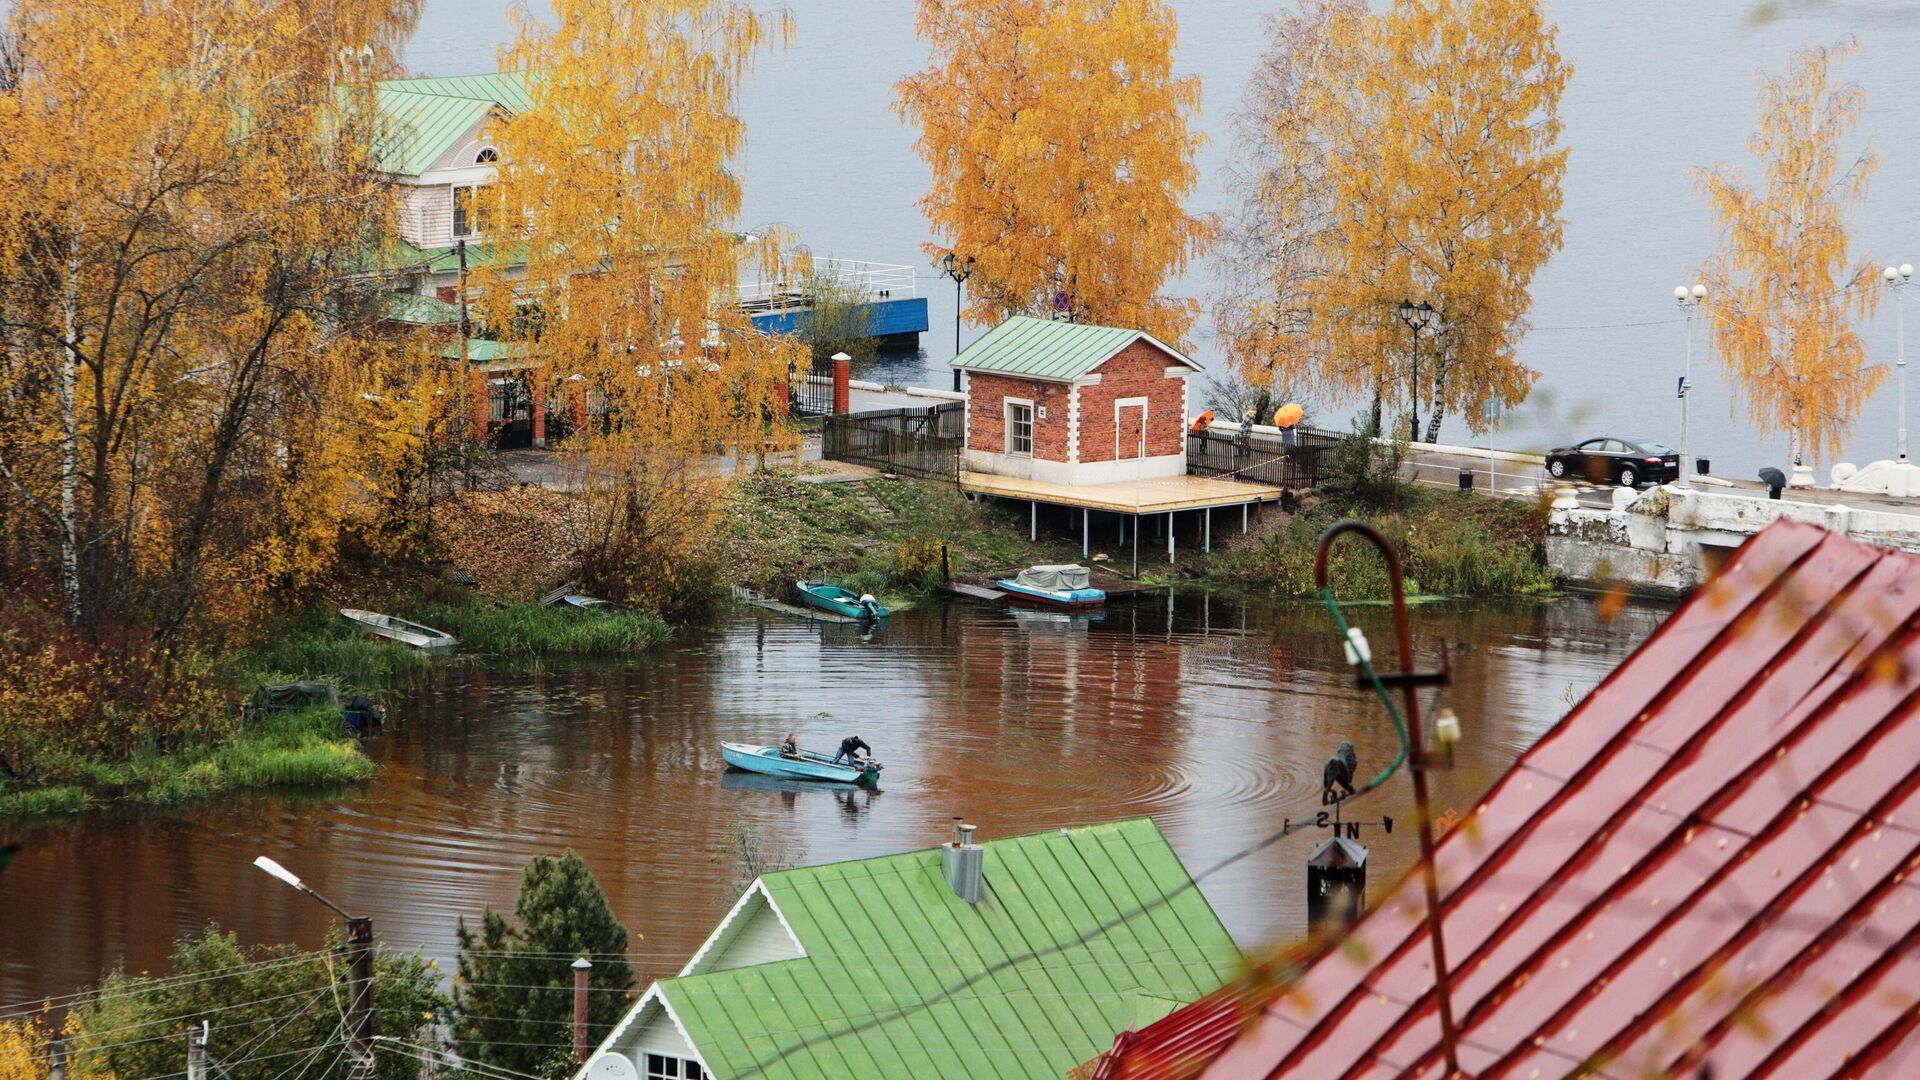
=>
[1548,485,1920,595]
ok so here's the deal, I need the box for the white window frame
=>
[644,1052,705,1080]
[452,183,488,240]
[1114,396,1148,460]
[474,146,500,165]
[1005,398,1035,457]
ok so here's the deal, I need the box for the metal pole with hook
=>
[1313,521,1461,1077]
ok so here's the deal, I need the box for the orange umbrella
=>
[1273,402,1305,429]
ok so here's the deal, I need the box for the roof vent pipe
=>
[943,821,984,905]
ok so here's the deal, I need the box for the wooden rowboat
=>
[794,581,887,621]
[340,609,458,653]
[721,741,882,788]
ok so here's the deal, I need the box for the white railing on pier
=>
[733,257,918,314]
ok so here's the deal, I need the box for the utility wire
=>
[724,572,1420,1078]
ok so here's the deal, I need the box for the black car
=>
[1544,437,1680,488]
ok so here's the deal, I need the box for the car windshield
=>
[1636,441,1675,454]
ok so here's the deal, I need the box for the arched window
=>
[475,147,500,165]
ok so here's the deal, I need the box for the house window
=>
[452,184,491,239]
[645,1054,705,1080]
[1006,401,1034,457]
[474,147,499,165]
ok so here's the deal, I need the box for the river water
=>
[405,0,1920,478]
[0,593,1665,1004]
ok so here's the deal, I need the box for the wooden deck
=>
[959,471,1281,514]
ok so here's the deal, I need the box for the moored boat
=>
[340,609,458,653]
[994,564,1106,609]
[721,741,882,787]
[794,580,887,620]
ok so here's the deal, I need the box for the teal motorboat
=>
[795,580,887,621]
[721,741,883,788]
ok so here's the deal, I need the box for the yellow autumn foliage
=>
[473,0,808,612]
[1695,41,1883,468]
[1220,0,1570,442]
[895,0,1211,345]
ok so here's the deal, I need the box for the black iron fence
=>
[823,403,964,480]
[1187,425,1339,489]
[790,372,835,417]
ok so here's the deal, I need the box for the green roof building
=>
[581,818,1240,1080]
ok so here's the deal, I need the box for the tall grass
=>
[0,707,372,818]
[408,602,671,656]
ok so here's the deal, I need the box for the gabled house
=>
[1095,519,1920,1079]
[371,72,534,304]
[580,818,1241,1080]
[951,316,1202,486]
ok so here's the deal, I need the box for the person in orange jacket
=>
[1189,409,1215,435]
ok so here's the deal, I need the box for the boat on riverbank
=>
[795,581,887,620]
[721,741,882,788]
[340,609,458,653]
[995,565,1106,609]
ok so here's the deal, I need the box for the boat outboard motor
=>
[859,593,881,619]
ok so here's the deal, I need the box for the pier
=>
[735,257,930,343]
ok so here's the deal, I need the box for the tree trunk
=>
[1423,403,1446,444]
[57,242,82,624]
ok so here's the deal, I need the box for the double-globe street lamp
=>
[1397,299,1435,442]
[254,856,376,1080]
[1887,264,1913,461]
[941,253,975,392]
[1674,283,1707,485]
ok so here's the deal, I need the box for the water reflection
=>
[0,590,1666,1001]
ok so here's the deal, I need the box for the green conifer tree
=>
[452,851,637,1075]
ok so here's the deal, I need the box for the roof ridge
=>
[757,817,1162,882]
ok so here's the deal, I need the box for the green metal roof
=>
[949,315,1200,382]
[657,818,1240,1080]
[373,73,532,175]
[436,339,527,363]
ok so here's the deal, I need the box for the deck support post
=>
[1030,500,1037,541]
[1167,511,1175,563]
[1082,508,1089,557]
[1242,502,1249,534]
[1205,507,1212,553]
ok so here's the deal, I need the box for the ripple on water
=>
[0,595,1663,1004]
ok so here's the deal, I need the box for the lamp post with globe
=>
[1887,264,1913,461]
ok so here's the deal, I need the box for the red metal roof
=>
[1098,521,1920,1079]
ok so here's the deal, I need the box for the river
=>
[0,592,1666,1004]
[403,0,1920,479]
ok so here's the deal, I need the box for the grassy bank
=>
[408,601,671,655]
[0,707,374,817]
[717,471,1088,605]
[1207,487,1555,599]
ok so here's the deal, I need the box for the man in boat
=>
[780,733,800,758]
[831,734,871,766]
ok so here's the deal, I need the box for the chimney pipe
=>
[943,820,984,904]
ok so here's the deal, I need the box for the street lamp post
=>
[254,857,375,1080]
[941,253,975,392]
[1674,283,1706,484]
[1396,300,1435,442]
[1887,264,1913,461]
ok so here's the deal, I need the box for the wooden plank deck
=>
[958,471,1281,514]
[937,581,1010,603]
[730,586,869,625]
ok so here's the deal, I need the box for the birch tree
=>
[478,0,806,611]
[0,0,418,638]
[1219,0,1568,442]
[1694,41,1881,470]
[895,0,1211,344]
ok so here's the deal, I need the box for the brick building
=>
[951,316,1201,485]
